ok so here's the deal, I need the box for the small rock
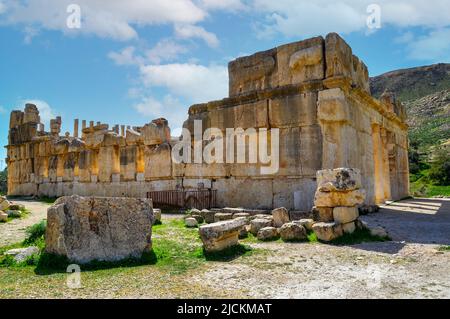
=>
[293,219,315,231]
[279,222,307,241]
[370,226,388,238]
[189,208,201,215]
[214,212,233,222]
[152,208,162,224]
[271,207,290,227]
[191,214,204,224]
[355,219,369,231]
[0,200,11,211]
[5,246,39,263]
[250,218,273,235]
[6,210,21,218]
[0,211,7,222]
[257,227,279,241]
[185,217,198,228]
[312,222,343,242]
[8,204,25,211]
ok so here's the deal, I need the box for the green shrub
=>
[23,220,46,246]
[429,149,450,186]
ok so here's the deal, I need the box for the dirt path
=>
[0,199,51,246]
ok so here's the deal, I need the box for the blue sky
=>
[1,0,450,167]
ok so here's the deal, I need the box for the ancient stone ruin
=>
[45,195,154,263]
[6,33,409,210]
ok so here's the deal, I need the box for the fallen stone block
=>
[190,214,204,224]
[8,204,25,211]
[199,217,247,252]
[233,212,250,221]
[293,219,315,231]
[312,206,334,222]
[202,210,216,223]
[280,222,307,241]
[0,200,11,211]
[45,195,154,264]
[314,189,365,207]
[5,246,39,263]
[333,206,359,224]
[271,207,290,227]
[316,168,362,192]
[214,212,233,222]
[185,217,198,227]
[251,214,273,221]
[0,211,7,222]
[223,207,244,214]
[312,222,343,242]
[250,218,273,235]
[257,227,279,241]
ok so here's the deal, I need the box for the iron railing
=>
[147,189,217,209]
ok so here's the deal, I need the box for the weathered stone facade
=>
[5,33,409,209]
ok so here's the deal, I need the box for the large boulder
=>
[280,222,307,241]
[45,195,154,264]
[257,227,279,241]
[312,222,343,242]
[202,209,216,224]
[293,219,315,231]
[199,217,247,252]
[250,218,273,235]
[314,189,365,207]
[316,168,362,192]
[271,207,290,227]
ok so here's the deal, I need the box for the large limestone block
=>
[317,88,350,123]
[228,48,277,96]
[277,36,324,86]
[144,143,172,179]
[257,227,279,241]
[45,195,154,264]
[325,33,353,79]
[279,222,307,241]
[312,222,343,242]
[0,200,11,211]
[214,212,233,222]
[199,217,247,252]
[271,207,290,227]
[269,93,318,128]
[314,189,365,207]
[250,218,273,235]
[316,168,362,192]
[312,206,334,222]
[333,206,359,224]
[0,211,7,222]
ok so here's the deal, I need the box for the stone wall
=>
[5,33,409,209]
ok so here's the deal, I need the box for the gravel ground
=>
[0,199,51,247]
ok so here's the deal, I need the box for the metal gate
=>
[147,189,217,209]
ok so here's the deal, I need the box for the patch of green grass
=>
[438,245,450,252]
[307,231,318,243]
[329,228,390,245]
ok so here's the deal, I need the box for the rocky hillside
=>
[370,63,450,152]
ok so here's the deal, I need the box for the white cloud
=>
[174,24,219,48]
[108,47,144,66]
[139,63,228,103]
[252,0,450,38]
[0,0,207,41]
[406,28,450,62]
[200,0,246,11]
[0,1,5,14]
[146,39,188,64]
